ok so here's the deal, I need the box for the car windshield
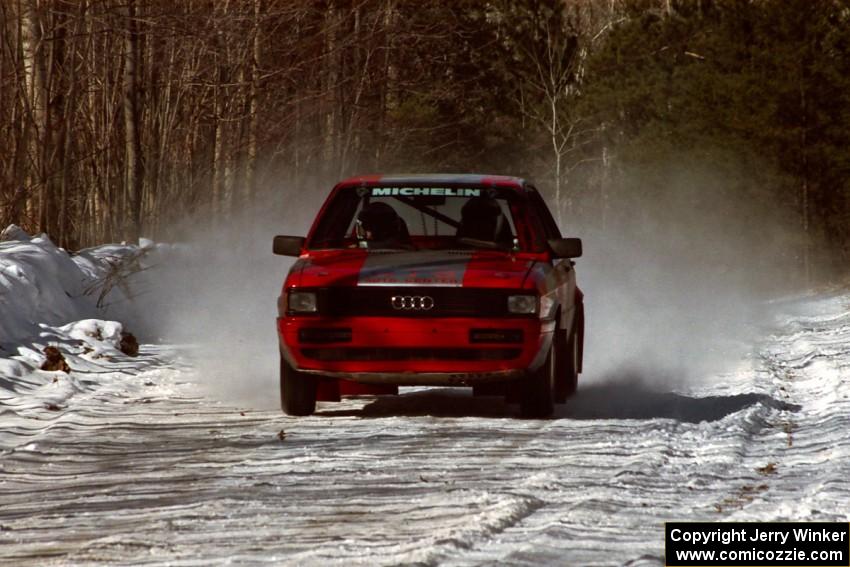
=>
[309,185,540,251]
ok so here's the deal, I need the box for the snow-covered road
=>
[2,290,848,566]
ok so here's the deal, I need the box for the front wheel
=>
[280,353,317,416]
[520,342,555,418]
[554,327,579,403]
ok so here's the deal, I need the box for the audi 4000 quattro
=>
[274,174,584,417]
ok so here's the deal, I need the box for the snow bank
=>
[0,225,154,345]
[0,232,89,344]
[0,226,156,399]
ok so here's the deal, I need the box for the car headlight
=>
[287,290,318,313]
[507,294,537,315]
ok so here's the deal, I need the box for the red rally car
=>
[274,174,584,417]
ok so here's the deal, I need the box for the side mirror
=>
[548,237,582,259]
[273,235,305,257]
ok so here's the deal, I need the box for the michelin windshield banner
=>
[370,187,482,197]
[665,522,849,566]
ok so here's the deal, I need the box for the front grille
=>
[469,328,524,343]
[298,327,352,344]
[318,287,519,317]
[301,347,521,361]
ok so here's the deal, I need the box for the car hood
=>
[289,249,536,289]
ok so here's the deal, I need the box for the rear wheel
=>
[554,327,579,403]
[520,342,555,418]
[280,353,317,416]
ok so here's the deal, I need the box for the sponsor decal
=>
[370,187,482,197]
[358,251,469,287]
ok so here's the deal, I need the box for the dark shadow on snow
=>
[317,379,800,422]
[555,382,800,423]
[317,388,518,419]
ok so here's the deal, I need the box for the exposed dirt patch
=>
[757,462,778,476]
[120,332,139,357]
[41,346,70,373]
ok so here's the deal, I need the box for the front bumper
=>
[278,316,553,384]
[300,368,525,386]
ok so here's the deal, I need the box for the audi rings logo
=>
[391,295,435,311]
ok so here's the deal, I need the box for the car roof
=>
[336,173,528,190]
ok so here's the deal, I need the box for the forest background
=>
[2,0,848,284]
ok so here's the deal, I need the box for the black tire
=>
[554,327,579,403]
[520,341,555,418]
[280,353,317,416]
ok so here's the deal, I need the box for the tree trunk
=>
[22,0,47,234]
[323,1,338,180]
[58,2,86,249]
[121,0,143,241]
[3,2,30,227]
[244,0,261,203]
[210,1,231,221]
[551,96,563,228]
[799,61,811,285]
[211,66,226,220]
[600,144,610,231]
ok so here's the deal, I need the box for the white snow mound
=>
[0,226,154,346]
[0,226,155,402]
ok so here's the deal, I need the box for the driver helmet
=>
[356,202,401,242]
[459,197,503,241]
